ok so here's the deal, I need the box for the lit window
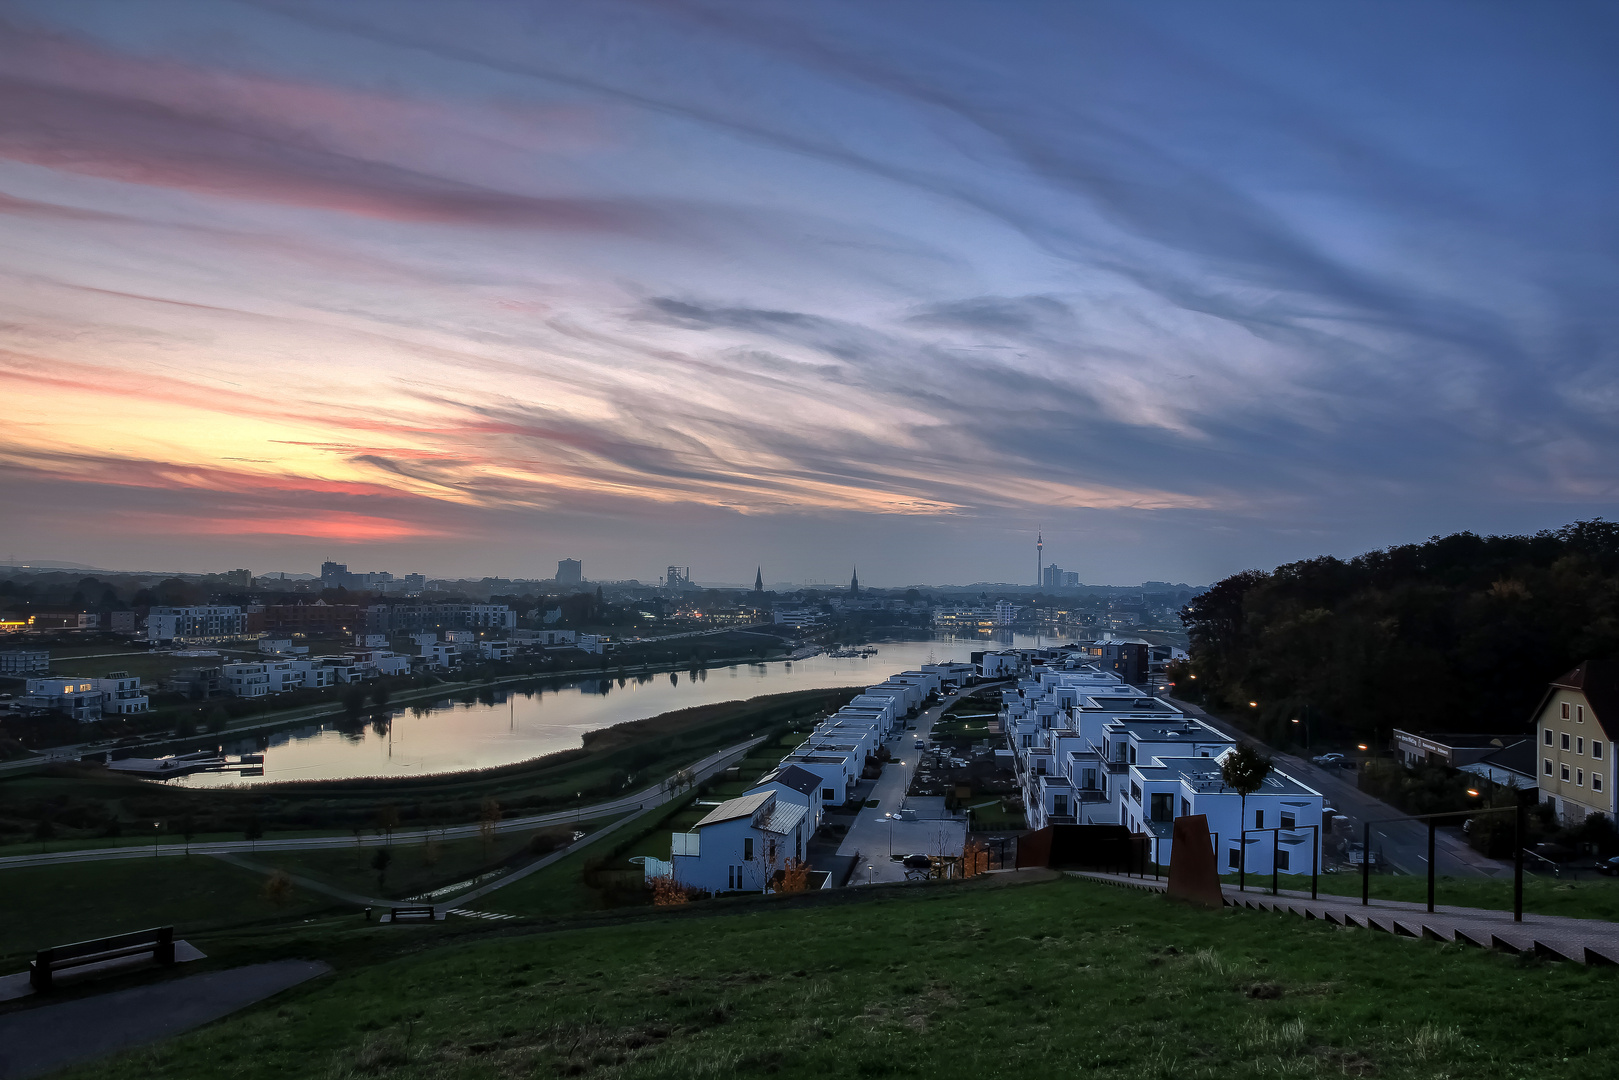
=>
[1563,703,1572,719]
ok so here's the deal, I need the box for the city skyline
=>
[3,2,1617,586]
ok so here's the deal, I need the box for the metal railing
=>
[1358,795,1528,920]
[1237,825,1320,899]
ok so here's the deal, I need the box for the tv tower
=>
[1036,528,1043,587]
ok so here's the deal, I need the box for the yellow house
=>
[1533,661,1618,825]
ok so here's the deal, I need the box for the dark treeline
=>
[1177,521,1619,746]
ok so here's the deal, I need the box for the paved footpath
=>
[0,959,331,1079]
[1078,870,1619,965]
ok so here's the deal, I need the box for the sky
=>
[2,1,1617,587]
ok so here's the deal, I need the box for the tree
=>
[478,798,502,854]
[1221,743,1273,868]
[205,707,228,734]
[263,870,294,908]
[372,847,393,890]
[178,812,196,856]
[342,686,367,719]
[371,681,391,707]
[376,804,400,843]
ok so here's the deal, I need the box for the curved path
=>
[0,736,765,872]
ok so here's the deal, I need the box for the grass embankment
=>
[1226,870,1619,923]
[0,855,331,961]
[60,875,1619,1080]
[0,687,857,850]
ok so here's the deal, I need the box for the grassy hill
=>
[56,874,1617,1079]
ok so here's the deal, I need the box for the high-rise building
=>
[666,566,691,590]
[556,558,583,585]
[1042,563,1066,589]
[320,561,348,589]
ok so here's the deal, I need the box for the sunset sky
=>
[3,2,1617,586]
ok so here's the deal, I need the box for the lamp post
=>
[885,812,894,857]
[1291,717,1309,751]
[153,820,162,859]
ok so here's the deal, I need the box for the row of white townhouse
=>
[652,663,979,894]
[1002,654,1327,874]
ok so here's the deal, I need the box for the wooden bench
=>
[388,906,436,923]
[30,926,176,991]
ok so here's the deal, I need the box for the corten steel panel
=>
[1166,815,1224,909]
[1016,826,1052,868]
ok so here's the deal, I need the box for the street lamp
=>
[867,864,874,885]
[884,812,894,856]
[153,820,162,858]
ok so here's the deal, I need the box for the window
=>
[1562,732,1572,751]
[727,865,735,890]
[1281,811,1296,829]
[1578,769,1585,787]
[1563,702,1572,719]
[1546,758,1554,776]
[1129,745,1137,764]
[1255,809,1265,829]
[1562,764,1571,782]
[1579,705,1586,723]
[1130,782,1142,804]
[1596,741,1605,760]
[1595,774,1605,793]
[1545,728,1554,746]
[1150,793,1174,822]
[1083,768,1097,790]
[823,788,835,801]
[1578,737,1586,755]
[1053,795,1068,817]
[744,838,754,861]
[1181,797,1191,818]
[1229,849,1240,869]
[1277,850,1290,871]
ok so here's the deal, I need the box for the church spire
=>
[850,566,860,596]
[754,566,764,593]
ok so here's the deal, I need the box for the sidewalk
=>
[1076,870,1619,965]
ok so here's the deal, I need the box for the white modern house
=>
[1128,756,1326,875]
[746,764,826,831]
[21,678,104,722]
[777,751,857,806]
[665,790,810,894]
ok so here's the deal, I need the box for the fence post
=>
[1272,829,1279,897]
[1361,822,1370,906]
[1427,817,1436,913]
[1239,829,1246,893]
[1310,824,1318,901]
[1514,793,1525,923]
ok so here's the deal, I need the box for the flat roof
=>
[1135,757,1321,798]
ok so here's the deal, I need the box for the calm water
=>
[174,635,1063,787]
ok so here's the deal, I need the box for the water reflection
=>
[172,636,1037,787]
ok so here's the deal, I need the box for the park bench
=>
[387,906,436,923]
[30,926,176,991]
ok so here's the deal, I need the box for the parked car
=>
[902,854,932,870]
[1597,857,1619,877]
[1313,753,1346,767]
[914,740,926,749]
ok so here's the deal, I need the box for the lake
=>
[174,634,1069,787]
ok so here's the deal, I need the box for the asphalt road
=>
[0,736,766,872]
[1167,696,1510,879]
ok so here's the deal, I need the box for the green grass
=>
[1225,870,1619,922]
[59,874,1619,1079]
[261,822,610,902]
[0,855,330,963]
